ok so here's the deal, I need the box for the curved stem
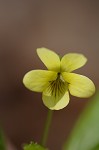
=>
[41,109,53,147]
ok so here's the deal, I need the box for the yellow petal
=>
[23,70,57,92]
[42,91,69,110]
[37,47,60,72]
[62,72,95,98]
[61,53,87,72]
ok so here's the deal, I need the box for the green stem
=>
[41,109,53,147]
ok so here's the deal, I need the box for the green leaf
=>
[63,92,99,150]
[0,129,6,150]
[23,142,47,150]
[91,144,99,150]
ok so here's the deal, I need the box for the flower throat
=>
[46,73,68,98]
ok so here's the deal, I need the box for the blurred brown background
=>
[0,0,99,150]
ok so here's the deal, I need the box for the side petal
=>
[37,47,60,72]
[42,91,69,110]
[61,53,87,72]
[23,70,57,92]
[62,72,95,98]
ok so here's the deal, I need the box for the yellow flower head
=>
[23,48,95,110]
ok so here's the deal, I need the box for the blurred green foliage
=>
[63,92,99,150]
[23,142,47,150]
[0,129,6,150]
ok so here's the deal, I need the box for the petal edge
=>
[42,91,69,110]
[62,72,95,98]
[61,53,87,72]
[37,47,60,72]
[23,70,57,92]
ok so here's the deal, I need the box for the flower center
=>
[44,73,68,98]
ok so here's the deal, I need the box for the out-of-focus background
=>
[0,1,99,150]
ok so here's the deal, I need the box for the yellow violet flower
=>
[23,48,95,110]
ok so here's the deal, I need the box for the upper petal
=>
[62,72,95,98]
[61,53,87,72]
[37,47,60,72]
[23,70,57,92]
[42,91,69,110]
